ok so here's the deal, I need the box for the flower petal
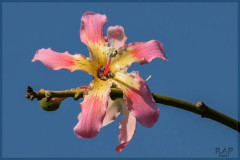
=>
[80,12,108,66]
[73,79,112,139]
[116,100,136,153]
[110,40,167,73]
[32,48,96,74]
[80,11,107,45]
[107,25,127,50]
[102,98,122,127]
[113,70,159,128]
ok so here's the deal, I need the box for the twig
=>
[25,86,239,132]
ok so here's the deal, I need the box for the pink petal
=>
[73,79,112,139]
[113,71,159,128]
[80,12,108,66]
[32,48,74,71]
[107,25,127,50]
[116,103,136,153]
[129,40,167,64]
[32,48,95,74]
[110,40,167,73]
[102,98,122,127]
[80,12,107,45]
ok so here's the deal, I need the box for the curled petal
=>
[73,79,112,139]
[80,12,108,66]
[102,98,122,127]
[116,100,136,153]
[107,25,127,50]
[113,71,159,128]
[32,48,96,75]
[110,40,167,73]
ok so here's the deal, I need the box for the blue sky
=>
[2,2,238,158]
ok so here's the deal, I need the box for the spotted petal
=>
[110,40,167,73]
[113,70,159,128]
[74,79,112,138]
[80,12,108,66]
[107,25,127,50]
[116,100,136,153]
[32,48,96,75]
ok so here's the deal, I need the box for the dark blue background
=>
[2,2,238,158]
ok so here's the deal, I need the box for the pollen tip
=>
[145,75,152,81]
[106,46,117,58]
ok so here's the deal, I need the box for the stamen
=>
[106,46,117,58]
[103,42,117,76]
[145,75,152,81]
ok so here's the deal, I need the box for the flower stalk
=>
[25,86,239,132]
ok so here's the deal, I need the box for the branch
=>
[25,86,239,132]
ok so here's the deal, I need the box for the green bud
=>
[39,97,64,111]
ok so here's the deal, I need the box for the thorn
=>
[27,86,33,93]
[25,94,30,99]
[196,101,204,108]
[30,95,35,101]
[39,88,45,92]
[196,101,207,118]
[46,92,53,102]
[74,92,81,100]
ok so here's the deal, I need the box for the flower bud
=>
[39,97,64,111]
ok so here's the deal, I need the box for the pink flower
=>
[32,12,167,153]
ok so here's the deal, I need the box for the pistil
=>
[103,56,111,76]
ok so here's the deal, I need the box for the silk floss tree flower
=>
[32,11,167,153]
